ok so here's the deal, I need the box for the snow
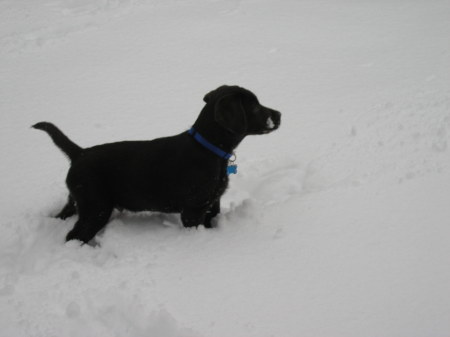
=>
[266,116,275,129]
[1,0,450,336]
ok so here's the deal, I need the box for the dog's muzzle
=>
[263,109,281,133]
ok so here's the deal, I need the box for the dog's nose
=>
[271,110,281,128]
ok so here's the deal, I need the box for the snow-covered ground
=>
[1,0,450,336]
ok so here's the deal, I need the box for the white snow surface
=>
[1,0,450,336]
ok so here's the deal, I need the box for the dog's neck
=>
[191,123,243,156]
[192,107,245,155]
[189,127,239,160]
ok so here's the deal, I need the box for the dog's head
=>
[203,85,281,136]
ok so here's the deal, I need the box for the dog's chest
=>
[214,171,229,199]
[191,165,229,205]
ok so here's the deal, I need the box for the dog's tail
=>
[32,122,82,161]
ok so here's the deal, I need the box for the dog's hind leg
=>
[66,205,113,243]
[56,195,77,220]
[65,191,113,243]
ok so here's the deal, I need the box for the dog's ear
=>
[203,87,220,103]
[214,94,247,134]
[203,85,232,103]
[203,91,213,103]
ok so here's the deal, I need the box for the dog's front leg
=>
[204,200,220,228]
[181,206,208,228]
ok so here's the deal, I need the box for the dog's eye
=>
[252,105,261,113]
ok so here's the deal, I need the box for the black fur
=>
[33,85,281,243]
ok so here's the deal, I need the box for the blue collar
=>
[188,127,233,160]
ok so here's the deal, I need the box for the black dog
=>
[33,85,281,243]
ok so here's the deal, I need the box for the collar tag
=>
[227,164,237,175]
[188,127,238,175]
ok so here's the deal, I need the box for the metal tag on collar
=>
[227,164,237,175]
[227,153,237,175]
